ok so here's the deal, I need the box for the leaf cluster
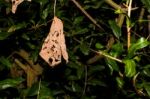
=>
[0,0,150,98]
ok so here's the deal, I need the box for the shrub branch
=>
[71,0,104,31]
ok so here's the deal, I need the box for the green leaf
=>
[116,77,124,89]
[111,42,124,56]
[0,56,12,69]
[127,37,150,58]
[0,78,24,90]
[0,32,13,40]
[124,59,136,77]
[126,17,131,28]
[142,65,150,77]
[73,16,84,25]
[30,49,39,62]
[7,22,27,32]
[71,82,82,92]
[109,20,121,39]
[41,8,48,20]
[41,5,51,20]
[106,58,119,73]
[67,75,78,80]
[67,61,79,69]
[88,65,105,76]
[95,43,104,49]
[144,83,150,96]
[77,65,84,79]
[84,0,104,9]
[72,28,89,35]
[80,43,90,55]
[39,85,54,99]
[87,79,106,87]
[115,9,124,14]
[26,82,39,96]
[21,34,30,41]
[141,0,150,13]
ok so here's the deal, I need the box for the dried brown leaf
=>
[39,16,68,67]
[11,0,31,13]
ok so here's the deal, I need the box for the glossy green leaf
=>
[71,82,82,92]
[87,79,106,87]
[7,22,27,32]
[106,58,119,73]
[80,43,90,55]
[67,61,79,69]
[115,9,124,14]
[142,65,150,77]
[0,56,12,68]
[73,16,84,25]
[0,32,13,40]
[124,59,136,77]
[95,43,104,49]
[109,20,121,39]
[39,85,54,99]
[41,5,50,20]
[127,37,150,58]
[26,82,39,96]
[41,8,48,20]
[88,65,105,76]
[126,17,131,28]
[0,78,24,90]
[111,42,124,56]
[30,48,39,62]
[21,34,30,41]
[116,77,124,89]
[77,65,84,79]
[144,83,150,96]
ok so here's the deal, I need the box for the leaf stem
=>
[90,49,123,63]
[127,0,132,50]
[54,0,57,16]
[73,37,123,63]
[98,51,123,63]
[81,65,87,97]
[105,0,122,11]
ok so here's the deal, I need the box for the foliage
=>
[0,0,150,98]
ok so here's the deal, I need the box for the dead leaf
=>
[10,49,43,87]
[39,16,68,67]
[11,0,31,13]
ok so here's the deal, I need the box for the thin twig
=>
[132,72,145,96]
[105,0,122,11]
[93,50,123,63]
[37,78,42,99]
[14,59,27,71]
[81,65,87,97]
[138,8,145,21]
[28,19,53,30]
[105,0,138,12]
[147,15,150,40]
[127,27,131,50]
[127,0,132,17]
[127,0,132,50]
[71,0,104,31]
[73,37,123,63]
